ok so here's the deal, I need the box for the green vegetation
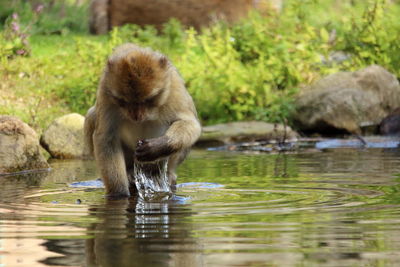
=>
[1,0,399,131]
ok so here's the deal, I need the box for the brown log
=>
[89,0,282,34]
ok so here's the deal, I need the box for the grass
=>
[1,0,399,132]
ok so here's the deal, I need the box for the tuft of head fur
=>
[104,44,173,121]
[111,49,169,102]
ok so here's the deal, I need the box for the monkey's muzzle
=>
[128,106,145,122]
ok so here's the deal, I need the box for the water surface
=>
[1,147,400,266]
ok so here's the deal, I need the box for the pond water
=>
[1,146,400,266]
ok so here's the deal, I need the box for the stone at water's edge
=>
[196,121,298,147]
[379,107,400,136]
[41,113,87,159]
[293,65,400,135]
[0,116,49,174]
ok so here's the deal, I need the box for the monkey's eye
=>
[113,96,129,107]
[144,97,156,106]
[144,90,163,106]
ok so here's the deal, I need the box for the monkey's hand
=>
[135,136,174,162]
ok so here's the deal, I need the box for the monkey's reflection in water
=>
[85,198,203,267]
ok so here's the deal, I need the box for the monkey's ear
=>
[159,56,168,69]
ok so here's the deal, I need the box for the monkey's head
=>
[106,49,171,122]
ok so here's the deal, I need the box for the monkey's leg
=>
[167,148,190,188]
[94,132,130,198]
[122,144,138,196]
[83,106,96,157]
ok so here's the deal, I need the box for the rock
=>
[89,0,282,34]
[293,65,400,135]
[379,107,400,136]
[196,121,298,147]
[0,116,49,174]
[41,113,87,159]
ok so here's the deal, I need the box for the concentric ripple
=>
[1,148,400,266]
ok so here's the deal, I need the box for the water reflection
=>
[38,197,202,267]
[1,149,400,266]
[0,170,47,202]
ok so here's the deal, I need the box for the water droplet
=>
[134,159,172,201]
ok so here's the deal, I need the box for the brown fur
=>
[84,43,201,198]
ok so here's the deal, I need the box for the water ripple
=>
[1,148,400,266]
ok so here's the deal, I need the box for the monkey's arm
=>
[164,89,202,149]
[83,106,96,157]
[136,106,201,162]
[165,114,201,150]
[93,104,130,197]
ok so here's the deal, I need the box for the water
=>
[1,147,400,266]
[133,159,172,201]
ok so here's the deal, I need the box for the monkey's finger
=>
[136,152,158,162]
[136,139,148,147]
[135,150,146,158]
[135,148,157,161]
[135,143,150,153]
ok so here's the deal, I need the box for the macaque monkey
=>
[84,43,201,198]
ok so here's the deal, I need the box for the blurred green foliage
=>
[0,0,399,130]
[0,0,88,34]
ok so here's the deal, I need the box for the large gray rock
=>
[197,121,298,147]
[0,116,49,174]
[41,113,86,159]
[293,65,400,135]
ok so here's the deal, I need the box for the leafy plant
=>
[0,8,42,58]
[0,0,89,34]
[1,0,400,129]
[335,0,400,76]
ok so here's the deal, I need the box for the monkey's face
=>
[107,50,171,122]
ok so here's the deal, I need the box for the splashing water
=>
[133,159,172,201]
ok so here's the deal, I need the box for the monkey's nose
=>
[129,108,144,121]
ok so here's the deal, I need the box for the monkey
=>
[84,43,201,198]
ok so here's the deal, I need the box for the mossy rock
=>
[293,65,400,135]
[0,116,49,174]
[41,113,87,159]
